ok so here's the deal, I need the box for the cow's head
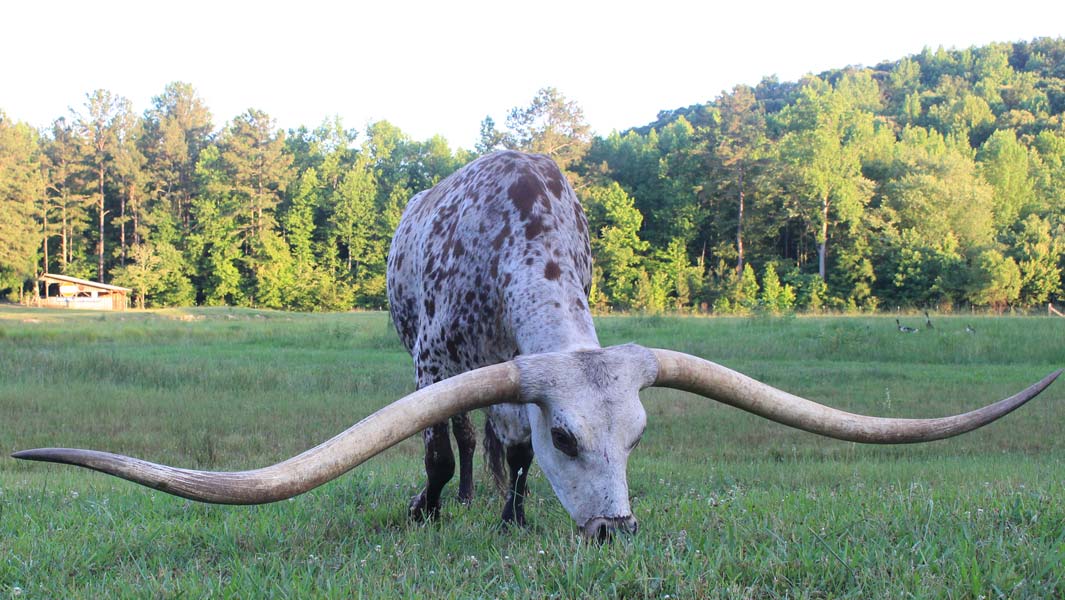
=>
[13,346,1060,540]
[516,345,655,539]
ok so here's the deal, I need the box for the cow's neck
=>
[507,285,599,355]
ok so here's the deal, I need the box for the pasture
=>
[1,306,1063,598]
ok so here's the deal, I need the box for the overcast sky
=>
[4,1,1065,149]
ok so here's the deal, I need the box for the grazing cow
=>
[386,151,601,528]
[14,152,1061,541]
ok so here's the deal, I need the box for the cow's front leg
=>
[409,421,454,520]
[501,441,534,527]
[452,412,477,505]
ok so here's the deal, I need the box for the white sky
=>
[3,1,1064,150]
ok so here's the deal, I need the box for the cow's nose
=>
[582,515,638,542]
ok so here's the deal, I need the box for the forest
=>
[1,38,1064,313]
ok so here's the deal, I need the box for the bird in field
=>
[896,319,919,333]
[924,311,934,330]
[965,324,976,334]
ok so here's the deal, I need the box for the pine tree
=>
[42,118,93,274]
[219,109,293,246]
[0,112,43,296]
[141,82,214,231]
[73,89,127,282]
[112,108,147,266]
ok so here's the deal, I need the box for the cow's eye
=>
[551,427,579,458]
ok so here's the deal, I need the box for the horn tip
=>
[11,448,85,464]
[1040,368,1063,387]
[12,448,54,461]
[1047,369,1064,386]
[1021,369,1063,403]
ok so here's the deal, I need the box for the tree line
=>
[1,38,1064,313]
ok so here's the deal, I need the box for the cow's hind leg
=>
[452,412,476,505]
[409,421,454,521]
[501,441,534,527]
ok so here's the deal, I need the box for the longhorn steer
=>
[14,151,1061,541]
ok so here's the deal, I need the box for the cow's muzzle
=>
[582,515,638,542]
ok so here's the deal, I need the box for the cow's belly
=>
[485,403,531,446]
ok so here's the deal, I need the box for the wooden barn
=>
[37,273,131,311]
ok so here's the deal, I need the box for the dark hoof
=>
[500,507,527,528]
[457,487,474,506]
[408,489,440,521]
[499,515,528,532]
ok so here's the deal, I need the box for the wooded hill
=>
[1,38,1064,313]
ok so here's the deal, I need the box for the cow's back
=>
[387,151,597,386]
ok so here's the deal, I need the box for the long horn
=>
[650,349,1060,444]
[12,362,521,504]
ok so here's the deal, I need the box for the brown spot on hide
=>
[545,171,565,198]
[446,333,466,362]
[544,261,561,281]
[525,215,543,240]
[492,222,511,250]
[573,202,587,234]
[507,168,544,220]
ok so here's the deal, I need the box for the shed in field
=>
[37,273,131,311]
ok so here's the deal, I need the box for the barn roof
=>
[39,273,132,292]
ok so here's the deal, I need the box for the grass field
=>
[1,305,1064,598]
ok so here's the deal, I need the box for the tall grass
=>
[1,306,1063,598]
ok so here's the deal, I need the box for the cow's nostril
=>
[595,522,610,542]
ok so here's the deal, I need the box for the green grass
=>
[2,306,1064,598]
